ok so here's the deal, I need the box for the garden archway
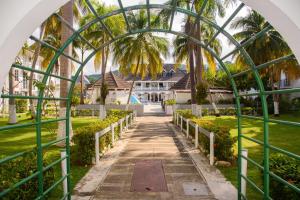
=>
[1,1,300,200]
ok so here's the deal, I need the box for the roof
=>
[87,71,131,90]
[74,75,91,85]
[124,64,187,82]
[171,74,233,93]
[170,73,191,90]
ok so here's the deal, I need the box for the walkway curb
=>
[168,123,238,200]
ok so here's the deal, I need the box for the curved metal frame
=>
[1,1,300,200]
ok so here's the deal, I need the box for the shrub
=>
[0,150,54,200]
[72,110,131,165]
[165,99,176,106]
[264,154,300,200]
[16,99,28,113]
[218,99,234,104]
[193,119,236,162]
[241,107,254,115]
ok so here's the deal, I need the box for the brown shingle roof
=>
[170,74,191,90]
[88,71,130,89]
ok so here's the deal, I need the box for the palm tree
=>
[80,2,125,118]
[231,11,300,116]
[113,10,169,108]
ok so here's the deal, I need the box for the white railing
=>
[95,112,136,166]
[174,112,215,165]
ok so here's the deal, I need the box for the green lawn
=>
[200,112,300,199]
[0,114,100,199]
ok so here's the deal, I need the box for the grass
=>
[199,112,300,199]
[0,114,101,199]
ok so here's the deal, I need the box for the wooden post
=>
[241,149,248,197]
[209,132,214,165]
[95,132,100,166]
[119,119,123,138]
[180,116,183,131]
[60,150,68,197]
[195,124,199,148]
[186,119,189,138]
[111,124,115,145]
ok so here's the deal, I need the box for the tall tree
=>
[57,0,74,144]
[113,10,169,108]
[231,11,300,116]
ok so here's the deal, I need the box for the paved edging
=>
[168,123,237,200]
[71,125,137,200]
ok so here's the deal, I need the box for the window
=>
[14,70,19,81]
[136,83,141,87]
[146,83,150,88]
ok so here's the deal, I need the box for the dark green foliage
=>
[0,151,54,200]
[165,99,176,105]
[196,82,208,105]
[194,119,237,161]
[218,99,234,104]
[265,154,300,200]
[16,99,28,113]
[72,110,131,165]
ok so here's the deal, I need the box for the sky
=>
[34,0,251,75]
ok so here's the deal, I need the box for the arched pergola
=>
[0,1,300,200]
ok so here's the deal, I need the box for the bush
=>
[193,119,236,162]
[16,99,28,113]
[218,99,234,104]
[165,99,176,106]
[72,110,131,165]
[0,151,54,200]
[265,154,300,200]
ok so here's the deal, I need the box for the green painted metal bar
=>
[241,155,264,170]
[205,3,244,48]
[117,0,131,33]
[169,0,178,31]
[241,134,264,145]
[268,118,300,127]
[53,13,97,51]
[239,92,260,97]
[241,174,265,196]
[268,144,300,160]
[232,54,295,78]
[12,64,74,82]
[0,121,36,131]
[241,115,263,121]
[146,0,151,29]
[42,174,69,197]
[269,171,300,193]
[43,155,68,172]
[60,192,69,200]
[0,171,40,197]
[85,0,114,39]
[1,94,68,101]
[221,25,273,60]
[0,149,34,164]
[29,35,83,65]
[42,137,67,149]
[265,88,300,95]
[41,118,67,124]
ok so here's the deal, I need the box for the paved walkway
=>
[92,116,215,200]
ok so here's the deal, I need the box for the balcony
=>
[134,87,169,91]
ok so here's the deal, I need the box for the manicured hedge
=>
[71,109,132,165]
[175,110,236,162]
[0,150,54,200]
[266,154,300,200]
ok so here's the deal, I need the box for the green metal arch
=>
[39,4,269,199]
[1,1,299,200]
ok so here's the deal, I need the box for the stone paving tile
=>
[92,116,215,200]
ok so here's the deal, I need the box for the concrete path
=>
[92,116,215,200]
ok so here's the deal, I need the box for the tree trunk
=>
[58,0,74,145]
[99,47,108,120]
[80,50,84,104]
[195,21,204,84]
[126,57,141,110]
[270,68,280,117]
[8,69,17,124]
[29,22,46,119]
